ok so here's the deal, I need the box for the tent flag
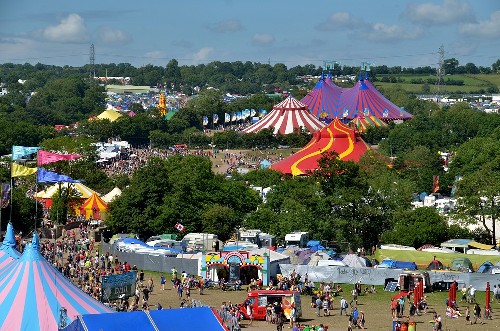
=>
[175,222,185,232]
[37,168,81,183]
[12,146,40,160]
[37,150,81,165]
[224,113,230,123]
[11,163,37,177]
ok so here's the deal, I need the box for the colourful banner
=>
[213,114,219,124]
[1,183,10,208]
[202,116,208,126]
[37,150,81,165]
[224,113,230,123]
[37,168,81,183]
[12,146,40,160]
[11,163,37,177]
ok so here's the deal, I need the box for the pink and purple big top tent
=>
[301,73,343,119]
[302,73,413,121]
[0,232,113,331]
[0,223,21,272]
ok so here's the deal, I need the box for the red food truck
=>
[240,290,302,320]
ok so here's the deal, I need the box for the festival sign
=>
[101,271,137,302]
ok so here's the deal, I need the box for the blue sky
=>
[0,0,499,69]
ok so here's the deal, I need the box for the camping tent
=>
[342,254,369,268]
[97,109,123,122]
[260,159,271,169]
[79,192,108,220]
[34,182,98,209]
[62,307,228,331]
[301,74,343,119]
[427,259,444,270]
[102,187,122,203]
[477,261,494,273]
[242,95,325,135]
[450,257,474,272]
[270,118,370,175]
[0,223,20,273]
[0,233,113,330]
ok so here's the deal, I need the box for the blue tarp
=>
[63,307,228,331]
[379,259,418,270]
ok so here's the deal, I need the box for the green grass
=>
[374,249,500,270]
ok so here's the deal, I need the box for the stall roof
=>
[468,241,494,250]
[440,239,472,248]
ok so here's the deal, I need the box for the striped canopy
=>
[34,182,98,209]
[270,119,370,176]
[301,74,343,119]
[349,115,388,133]
[79,192,108,220]
[242,95,324,135]
[0,223,21,274]
[0,233,113,330]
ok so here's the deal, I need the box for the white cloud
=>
[192,47,214,62]
[252,33,274,46]
[404,0,473,25]
[99,28,130,45]
[207,20,242,33]
[367,23,422,42]
[316,12,362,31]
[459,11,500,39]
[36,13,88,43]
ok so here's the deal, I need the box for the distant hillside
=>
[374,73,500,95]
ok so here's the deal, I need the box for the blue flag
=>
[12,146,40,160]
[37,168,81,183]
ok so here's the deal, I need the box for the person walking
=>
[315,296,323,317]
[160,274,166,290]
[473,303,484,324]
[340,297,348,316]
[246,303,254,326]
[350,287,358,306]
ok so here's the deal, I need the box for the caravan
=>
[181,233,222,252]
[285,232,309,248]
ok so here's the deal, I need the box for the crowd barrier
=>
[279,264,500,289]
[102,242,199,275]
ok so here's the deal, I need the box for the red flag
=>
[175,222,185,232]
[37,150,81,165]
[432,175,439,193]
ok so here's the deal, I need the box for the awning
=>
[468,241,494,250]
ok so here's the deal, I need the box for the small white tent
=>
[342,254,368,268]
[102,187,122,203]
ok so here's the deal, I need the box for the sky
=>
[0,0,499,69]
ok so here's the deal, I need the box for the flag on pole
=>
[202,116,208,126]
[432,175,440,193]
[12,146,40,160]
[213,114,219,124]
[37,168,81,183]
[1,183,10,208]
[37,150,82,165]
[224,113,230,123]
[11,163,37,177]
[175,222,185,232]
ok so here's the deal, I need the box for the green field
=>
[375,249,500,270]
[374,73,500,94]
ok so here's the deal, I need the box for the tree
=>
[381,208,449,248]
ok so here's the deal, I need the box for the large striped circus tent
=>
[349,114,388,133]
[79,192,108,220]
[335,74,413,120]
[270,118,370,176]
[0,222,21,272]
[0,233,113,330]
[301,73,343,119]
[242,95,325,135]
[34,182,98,209]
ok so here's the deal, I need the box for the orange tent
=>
[79,192,108,220]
